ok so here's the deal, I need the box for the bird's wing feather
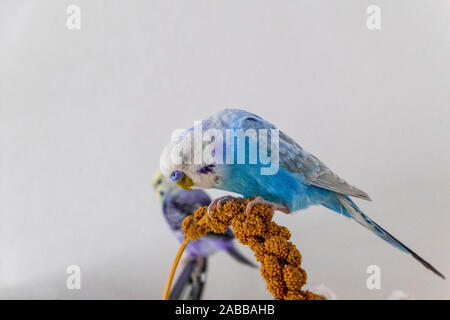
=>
[170,189,211,216]
[215,109,371,201]
[167,189,236,240]
[163,190,210,231]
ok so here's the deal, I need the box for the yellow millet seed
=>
[181,197,321,300]
[283,265,306,291]
[286,242,302,267]
[265,236,290,260]
[284,290,305,300]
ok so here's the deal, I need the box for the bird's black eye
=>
[156,179,162,185]
[159,191,164,196]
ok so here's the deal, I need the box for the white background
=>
[1,1,449,299]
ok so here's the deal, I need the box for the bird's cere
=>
[170,170,184,182]
[181,197,321,300]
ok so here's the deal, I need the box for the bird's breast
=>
[217,164,313,212]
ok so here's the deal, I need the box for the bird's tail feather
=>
[226,245,257,268]
[169,257,208,300]
[188,257,208,300]
[336,194,445,280]
[169,258,195,300]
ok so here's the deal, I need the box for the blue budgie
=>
[152,172,255,300]
[160,108,444,279]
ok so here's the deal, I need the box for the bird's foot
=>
[245,196,290,217]
[207,195,244,218]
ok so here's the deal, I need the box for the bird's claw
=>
[245,196,290,217]
[207,196,290,219]
[207,195,243,218]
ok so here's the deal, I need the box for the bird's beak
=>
[176,174,194,190]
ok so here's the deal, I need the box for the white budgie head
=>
[159,127,222,191]
[152,171,180,201]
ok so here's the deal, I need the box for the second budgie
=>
[160,108,444,279]
[152,172,255,300]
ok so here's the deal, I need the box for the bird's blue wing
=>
[212,109,371,201]
[163,189,211,231]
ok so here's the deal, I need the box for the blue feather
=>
[196,108,445,279]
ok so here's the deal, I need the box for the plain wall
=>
[1,0,449,299]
